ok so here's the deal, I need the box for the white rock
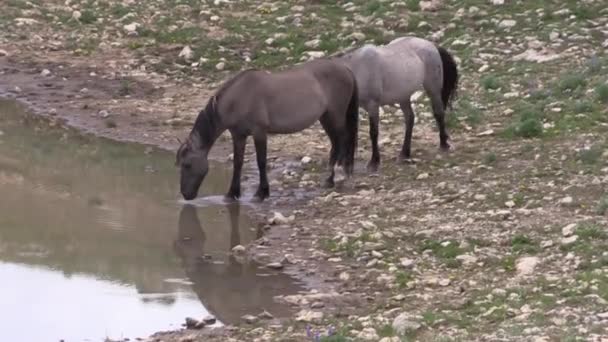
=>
[210,15,220,22]
[231,245,245,253]
[498,19,517,28]
[560,196,573,205]
[215,62,225,70]
[392,313,421,335]
[561,235,578,245]
[295,310,323,323]
[0,49,8,56]
[400,258,415,268]
[305,51,325,59]
[40,69,51,77]
[439,278,451,287]
[491,0,504,4]
[416,173,429,180]
[268,211,295,225]
[562,223,576,237]
[357,328,379,341]
[179,46,193,60]
[301,156,312,164]
[98,110,110,118]
[72,10,82,20]
[477,129,494,136]
[549,31,560,41]
[123,22,140,33]
[478,64,490,72]
[505,200,516,208]
[379,338,400,342]
[516,256,540,277]
[474,194,487,201]
[456,254,478,265]
[305,39,321,48]
[264,38,274,46]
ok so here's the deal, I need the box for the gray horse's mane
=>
[329,45,360,59]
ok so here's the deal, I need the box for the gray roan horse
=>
[175,59,359,202]
[334,36,459,171]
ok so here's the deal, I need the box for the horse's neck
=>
[192,110,223,152]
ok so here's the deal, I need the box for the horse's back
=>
[386,36,443,91]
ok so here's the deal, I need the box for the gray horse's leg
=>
[253,134,270,201]
[366,102,381,172]
[399,99,416,161]
[226,132,247,200]
[429,91,450,151]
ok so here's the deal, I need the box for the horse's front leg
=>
[398,99,416,162]
[226,132,247,200]
[366,102,381,172]
[253,133,270,201]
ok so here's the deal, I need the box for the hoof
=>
[253,188,269,202]
[366,161,379,173]
[224,192,240,202]
[323,178,335,188]
[440,142,451,152]
[397,154,416,164]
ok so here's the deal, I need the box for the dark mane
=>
[192,69,258,147]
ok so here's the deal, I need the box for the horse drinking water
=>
[335,36,459,171]
[175,59,359,202]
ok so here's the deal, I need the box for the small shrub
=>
[595,83,608,104]
[574,100,593,113]
[511,234,539,254]
[79,10,97,24]
[481,75,500,90]
[505,109,543,138]
[483,152,497,165]
[577,144,604,165]
[596,196,608,216]
[406,0,420,11]
[558,73,586,93]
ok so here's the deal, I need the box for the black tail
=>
[342,74,359,176]
[436,45,459,110]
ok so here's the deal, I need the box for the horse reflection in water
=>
[174,204,303,324]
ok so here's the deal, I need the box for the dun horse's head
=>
[176,134,208,200]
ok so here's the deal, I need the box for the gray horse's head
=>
[176,134,208,200]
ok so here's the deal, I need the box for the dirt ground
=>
[2,0,608,341]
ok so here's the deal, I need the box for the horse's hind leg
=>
[428,90,450,151]
[366,101,381,172]
[226,131,247,200]
[319,115,339,188]
[398,99,416,161]
[253,133,270,201]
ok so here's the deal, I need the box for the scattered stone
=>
[268,212,295,225]
[231,245,245,253]
[505,200,516,208]
[498,19,516,28]
[185,317,204,329]
[0,49,8,56]
[516,256,540,277]
[258,310,274,320]
[357,328,379,341]
[439,278,451,287]
[416,173,429,180]
[215,62,226,71]
[474,194,487,201]
[301,156,312,164]
[295,310,323,323]
[541,240,554,249]
[456,254,478,265]
[311,301,325,309]
[491,0,504,4]
[40,69,51,77]
[561,235,578,245]
[562,223,576,237]
[560,196,573,205]
[305,39,321,48]
[392,313,421,335]
[98,110,110,118]
[242,314,258,324]
[305,51,325,59]
[513,49,560,63]
[123,22,140,34]
[72,10,82,21]
[266,262,284,270]
[179,46,194,61]
[379,338,400,342]
[476,129,494,136]
[202,315,217,325]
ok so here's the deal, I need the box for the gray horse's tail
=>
[436,45,459,110]
[342,74,359,176]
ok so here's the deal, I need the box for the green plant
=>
[481,75,500,90]
[596,196,608,216]
[595,83,608,104]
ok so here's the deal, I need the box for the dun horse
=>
[335,36,459,171]
[176,59,359,202]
